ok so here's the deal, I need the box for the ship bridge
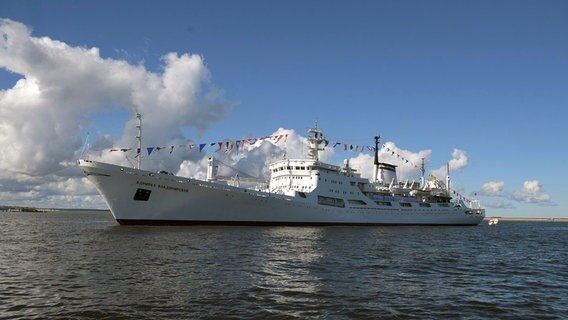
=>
[267,125,368,197]
[268,159,327,195]
[267,157,369,198]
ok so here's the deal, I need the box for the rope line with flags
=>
[103,135,420,169]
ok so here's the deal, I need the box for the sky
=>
[0,0,566,217]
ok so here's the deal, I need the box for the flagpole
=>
[420,158,425,188]
[446,162,451,195]
[373,135,380,182]
[136,113,142,169]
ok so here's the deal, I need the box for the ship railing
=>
[186,177,297,201]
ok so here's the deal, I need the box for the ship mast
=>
[307,123,325,161]
[446,162,451,195]
[420,158,425,188]
[373,135,380,182]
[136,112,142,170]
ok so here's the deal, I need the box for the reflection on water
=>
[1,212,567,318]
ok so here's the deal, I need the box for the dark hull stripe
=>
[116,219,481,227]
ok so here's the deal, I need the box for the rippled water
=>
[1,211,567,319]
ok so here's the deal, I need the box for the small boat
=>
[488,218,499,226]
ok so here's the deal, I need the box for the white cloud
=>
[177,156,210,180]
[477,179,555,207]
[0,18,231,177]
[449,149,469,171]
[40,177,98,196]
[479,181,506,197]
[347,153,375,179]
[511,180,554,205]
[0,170,106,208]
[0,18,231,208]
[431,148,468,179]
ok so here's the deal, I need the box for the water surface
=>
[1,211,566,319]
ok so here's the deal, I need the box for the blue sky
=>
[1,0,566,216]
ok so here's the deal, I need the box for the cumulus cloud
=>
[479,181,506,197]
[0,18,231,177]
[0,172,105,208]
[477,180,555,207]
[0,18,231,208]
[177,156,210,181]
[511,180,554,205]
[431,148,469,179]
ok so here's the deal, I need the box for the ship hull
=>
[79,160,485,226]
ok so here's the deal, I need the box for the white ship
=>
[78,121,485,226]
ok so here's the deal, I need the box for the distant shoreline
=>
[485,217,568,223]
[0,206,109,213]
